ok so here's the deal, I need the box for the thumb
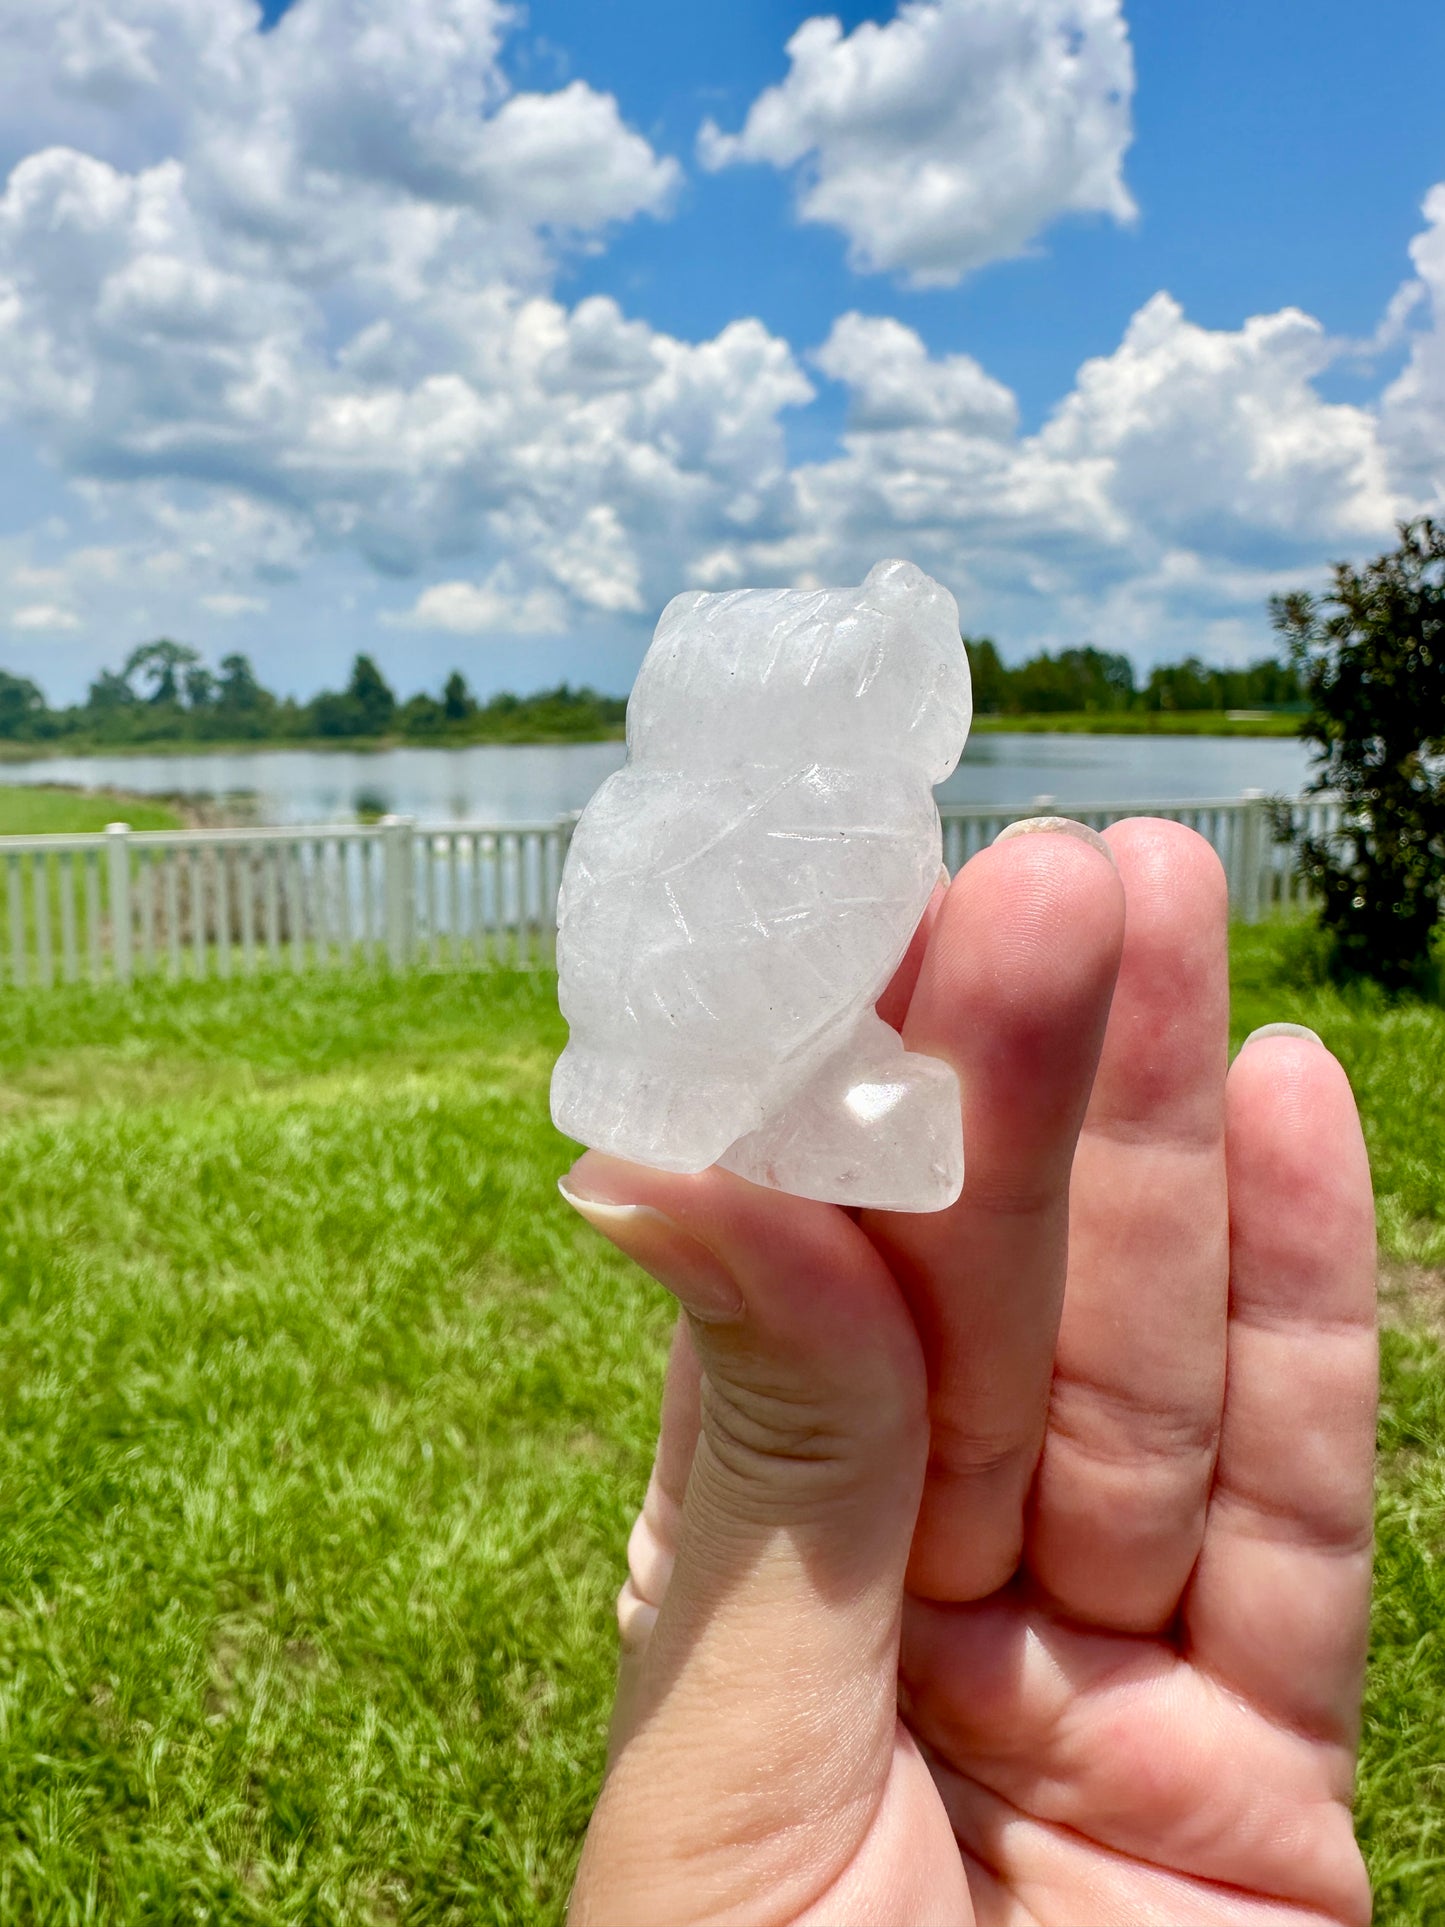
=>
[561,1151,929,1926]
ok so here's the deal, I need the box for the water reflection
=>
[0,732,1312,827]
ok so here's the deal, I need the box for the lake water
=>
[0,732,1314,827]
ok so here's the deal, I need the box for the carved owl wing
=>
[557,762,940,1068]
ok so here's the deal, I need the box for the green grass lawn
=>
[0,784,182,835]
[0,932,1439,1921]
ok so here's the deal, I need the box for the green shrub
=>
[1273,519,1445,989]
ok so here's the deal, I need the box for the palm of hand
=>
[867,1590,1367,1927]
[572,822,1376,1927]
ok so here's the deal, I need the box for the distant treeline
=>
[966,639,1303,715]
[0,634,1302,749]
[0,641,626,747]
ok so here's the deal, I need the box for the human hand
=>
[561,820,1377,1927]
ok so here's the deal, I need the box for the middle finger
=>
[1026,817,1231,1632]
[863,823,1125,1603]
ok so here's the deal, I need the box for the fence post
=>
[106,822,133,984]
[381,815,415,970]
[549,811,580,942]
[1237,789,1266,925]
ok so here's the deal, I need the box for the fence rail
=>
[938,790,1342,921]
[0,791,1336,990]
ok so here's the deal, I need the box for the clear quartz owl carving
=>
[550,558,972,1211]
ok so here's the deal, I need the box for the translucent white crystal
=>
[551,558,972,1211]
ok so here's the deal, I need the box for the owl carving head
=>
[627,559,972,786]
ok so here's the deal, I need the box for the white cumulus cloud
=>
[770,292,1405,661]
[0,0,1437,691]
[395,570,568,636]
[1379,184,1445,509]
[699,0,1135,286]
[1038,294,1398,554]
[10,602,82,630]
[200,592,267,616]
[0,0,792,635]
[814,313,1017,434]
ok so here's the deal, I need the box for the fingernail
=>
[993,815,1116,864]
[1242,1022,1325,1048]
[558,1177,746,1324]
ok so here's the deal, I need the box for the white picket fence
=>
[938,790,1341,921]
[0,791,1337,990]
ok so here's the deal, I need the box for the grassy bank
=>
[0,784,182,835]
[0,933,1438,1920]
[971,709,1302,736]
[0,727,628,763]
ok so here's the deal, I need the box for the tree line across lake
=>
[0,633,1302,751]
[0,642,627,747]
[967,639,1302,716]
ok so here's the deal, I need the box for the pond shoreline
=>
[0,708,1299,765]
[0,730,628,763]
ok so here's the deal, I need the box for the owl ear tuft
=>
[862,558,928,601]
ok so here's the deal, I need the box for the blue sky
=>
[1,0,1442,702]
[521,0,1445,414]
